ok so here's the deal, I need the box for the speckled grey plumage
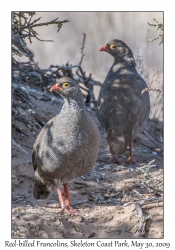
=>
[98,39,150,155]
[32,77,100,199]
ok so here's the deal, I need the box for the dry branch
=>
[12,16,102,140]
[12,82,63,106]
[124,197,163,238]
[79,33,86,66]
[148,18,163,45]
[12,12,70,45]
[124,197,163,207]
[139,160,163,194]
[12,139,30,159]
[135,204,151,238]
[142,87,161,94]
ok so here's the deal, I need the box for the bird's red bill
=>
[99,45,108,51]
[50,83,63,92]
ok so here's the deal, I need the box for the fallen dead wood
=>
[12,82,63,106]
[124,197,163,238]
[123,197,163,207]
[12,139,31,159]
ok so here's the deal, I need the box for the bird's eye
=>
[62,82,70,88]
[110,44,116,50]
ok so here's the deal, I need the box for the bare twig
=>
[29,18,70,29]
[12,13,102,140]
[148,18,163,45]
[12,82,63,104]
[124,197,163,207]
[142,87,161,94]
[79,33,86,66]
[12,139,30,158]
[138,160,163,194]
[124,197,163,238]
[135,204,151,238]
[133,189,144,198]
[142,128,163,148]
[12,12,70,44]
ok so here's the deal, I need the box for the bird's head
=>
[33,180,53,200]
[50,77,79,99]
[100,39,134,62]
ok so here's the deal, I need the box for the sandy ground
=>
[12,94,163,239]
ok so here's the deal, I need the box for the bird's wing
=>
[32,116,57,172]
[98,73,149,136]
[123,75,150,135]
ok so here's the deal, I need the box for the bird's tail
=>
[106,129,130,155]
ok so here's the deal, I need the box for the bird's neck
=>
[114,56,136,69]
[62,91,86,112]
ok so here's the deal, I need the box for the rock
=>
[116,192,123,198]
[127,167,134,172]
[112,198,118,202]
[106,199,112,204]
[68,215,83,223]
[103,193,110,199]
[18,227,30,236]
[97,154,112,163]
[111,193,117,198]
[15,220,27,227]
[93,163,100,168]
[51,232,63,238]
[112,167,121,172]
[99,173,106,180]
[111,168,116,172]
[88,193,98,202]
[89,217,96,223]
[97,195,105,201]
[40,232,49,238]
[74,180,88,186]
[103,164,115,170]
[142,149,148,153]
[29,221,40,230]
[115,186,123,192]
[49,216,57,222]
[62,229,72,238]
[12,173,19,185]
[74,184,83,189]
[116,201,123,205]
[22,214,39,221]
[88,232,96,238]
[102,215,113,223]
[98,201,106,204]
[81,190,88,195]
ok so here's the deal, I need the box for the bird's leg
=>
[56,187,65,209]
[56,185,78,214]
[63,184,71,206]
[111,154,121,164]
[56,186,78,214]
[127,140,135,164]
[63,184,78,214]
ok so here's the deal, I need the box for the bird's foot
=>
[111,155,121,164]
[127,156,136,164]
[57,184,79,214]
[61,205,79,215]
